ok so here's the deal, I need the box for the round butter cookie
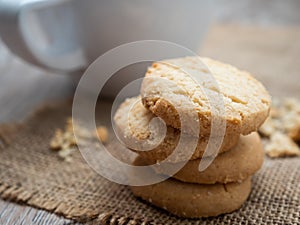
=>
[144,132,264,184]
[131,176,251,218]
[141,56,271,137]
[114,96,239,163]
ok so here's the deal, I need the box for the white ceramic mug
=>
[0,0,212,72]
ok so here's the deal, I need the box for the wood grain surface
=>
[0,0,300,224]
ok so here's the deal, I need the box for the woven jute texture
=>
[0,101,299,225]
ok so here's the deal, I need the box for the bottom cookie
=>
[131,177,251,218]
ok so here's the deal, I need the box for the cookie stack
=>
[114,57,271,218]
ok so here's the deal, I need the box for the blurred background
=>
[0,0,299,122]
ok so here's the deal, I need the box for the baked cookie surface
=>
[141,56,271,137]
[114,96,239,162]
[143,132,264,184]
[131,176,251,218]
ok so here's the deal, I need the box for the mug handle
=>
[0,0,87,72]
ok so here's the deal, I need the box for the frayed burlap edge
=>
[0,103,152,225]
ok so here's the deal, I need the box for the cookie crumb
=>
[58,148,77,160]
[259,117,276,137]
[259,97,300,141]
[259,97,300,158]
[50,117,109,161]
[50,129,64,150]
[265,132,300,158]
[96,126,108,143]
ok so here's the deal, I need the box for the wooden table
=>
[1,0,300,224]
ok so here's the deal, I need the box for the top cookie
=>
[141,56,271,137]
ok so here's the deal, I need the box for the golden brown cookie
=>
[131,177,251,218]
[114,96,239,162]
[143,132,264,184]
[141,56,271,137]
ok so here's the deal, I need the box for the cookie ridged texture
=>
[114,96,239,162]
[141,56,271,136]
[143,132,264,184]
[131,173,251,218]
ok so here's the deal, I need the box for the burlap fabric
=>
[0,101,299,224]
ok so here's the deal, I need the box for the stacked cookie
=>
[114,57,271,218]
